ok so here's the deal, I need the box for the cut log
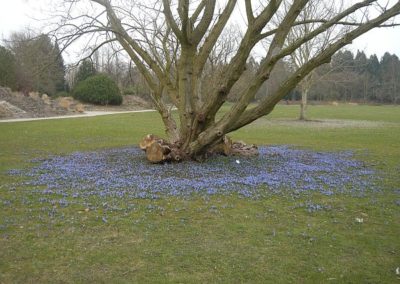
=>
[139,134,160,151]
[231,141,258,156]
[139,134,258,163]
[146,141,168,163]
[223,136,233,156]
[209,136,258,157]
[140,134,182,163]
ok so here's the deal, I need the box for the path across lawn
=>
[0,109,156,123]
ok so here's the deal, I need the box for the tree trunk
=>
[299,85,309,120]
[299,74,312,121]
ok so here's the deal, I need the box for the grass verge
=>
[0,105,399,283]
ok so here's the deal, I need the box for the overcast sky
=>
[1,0,399,63]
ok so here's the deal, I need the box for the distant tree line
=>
[1,31,399,105]
[309,50,400,104]
[191,49,400,105]
[263,50,400,104]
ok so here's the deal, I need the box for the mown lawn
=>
[0,104,399,283]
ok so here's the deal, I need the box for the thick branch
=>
[190,0,207,25]
[194,0,236,76]
[197,0,283,125]
[233,1,400,131]
[178,0,190,42]
[244,0,254,24]
[91,0,178,105]
[213,0,309,132]
[191,0,216,44]
[162,0,184,42]
[265,0,310,59]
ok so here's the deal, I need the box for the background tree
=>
[277,0,344,120]
[353,50,369,102]
[378,52,400,103]
[8,32,66,96]
[73,59,97,87]
[306,50,400,104]
[0,45,17,89]
[52,0,400,161]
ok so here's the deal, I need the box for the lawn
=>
[0,104,399,283]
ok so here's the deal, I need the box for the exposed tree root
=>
[139,134,258,163]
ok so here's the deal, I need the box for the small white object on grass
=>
[396,267,400,275]
[355,217,363,223]
[235,160,240,164]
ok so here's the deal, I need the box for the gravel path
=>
[0,109,156,123]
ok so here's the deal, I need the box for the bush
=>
[73,74,122,105]
[74,59,96,86]
[123,87,136,96]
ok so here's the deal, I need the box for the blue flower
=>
[4,145,381,204]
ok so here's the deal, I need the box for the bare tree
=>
[51,0,400,161]
[277,0,345,120]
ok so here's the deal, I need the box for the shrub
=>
[73,74,122,105]
[74,59,96,86]
[123,87,136,96]
[0,45,17,90]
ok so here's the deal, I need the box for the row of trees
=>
[0,32,66,96]
[65,46,400,106]
[238,50,400,104]
[310,50,400,104]
[1,32,398,108]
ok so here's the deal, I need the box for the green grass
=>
[1,105,399,283]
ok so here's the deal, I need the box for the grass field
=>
[0,104,399,283]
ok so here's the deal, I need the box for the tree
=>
[365,54,381,101]
[8,32,66,96]
[328,50,359,102]
[53,0,400,161]
[0,45,17,89]
[379,52,400,103]
[353,50,368,102]
[74,59,97,86]
[278,0,345,120]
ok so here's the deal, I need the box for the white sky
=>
[1,0,399,62]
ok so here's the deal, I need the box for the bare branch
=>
[162,0,184,42]
[245,0,255,24]
[191,0,216,44]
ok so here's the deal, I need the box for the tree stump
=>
[139,134,160,151]
[146,141,170,163]
[231,141,258,156]
[139,134,183,163]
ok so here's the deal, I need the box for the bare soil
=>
[0,87,151,119]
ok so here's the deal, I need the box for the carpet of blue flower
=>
[7,145,379,203]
